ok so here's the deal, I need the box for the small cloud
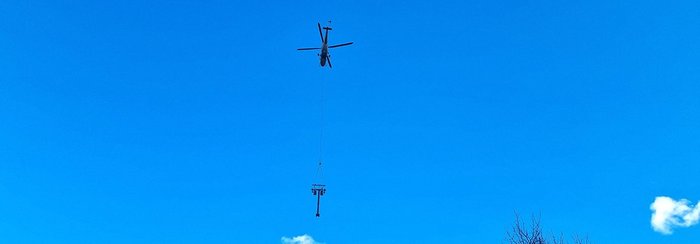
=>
[281,234,323,244]
[650,196,700,234]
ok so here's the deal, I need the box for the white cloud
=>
[650,196,700,234]
[281,234,323,244]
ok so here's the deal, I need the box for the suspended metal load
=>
[311,183,326,217]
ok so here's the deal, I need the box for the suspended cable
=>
[317,66,325,182]
[311,68,327,218]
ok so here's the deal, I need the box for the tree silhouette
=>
[506,213,590,244]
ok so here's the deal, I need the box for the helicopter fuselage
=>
[319,43,329,67]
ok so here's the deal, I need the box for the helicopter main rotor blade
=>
[297,47,321,50]
[328,42,353,48]
[318,23,324,42]
[327,56,332,68]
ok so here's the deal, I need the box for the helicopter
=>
[297,21,353,68]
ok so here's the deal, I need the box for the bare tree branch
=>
[505,213,591,244]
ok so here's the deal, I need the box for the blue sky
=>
[2,0,700,243]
